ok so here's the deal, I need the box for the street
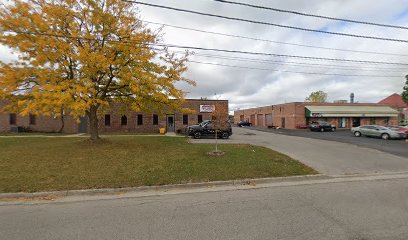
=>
[2,174,408,240]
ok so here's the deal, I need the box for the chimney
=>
[350,93,355,103]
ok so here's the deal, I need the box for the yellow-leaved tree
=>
[0,0,194,140]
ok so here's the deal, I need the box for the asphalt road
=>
[2,175,408,240]
[250,127,408,158]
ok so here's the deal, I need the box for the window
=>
[384,118,389,125]
[105,114,111,126]
[183,114,188,125]
[198,114,203,123]
[153,114,158,125]
[29,114,36,125]
[9,113,16,125]
[137,114,143,125]
[121,115,127,126]
[370,118,376,125]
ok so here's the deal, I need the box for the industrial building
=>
[234,94,402,129]
[0,99,228,134]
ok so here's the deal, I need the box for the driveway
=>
[190,127,408,176]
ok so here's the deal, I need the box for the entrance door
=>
[78,117,88,133]
[166,115,175,132]
[281,117,286,128]
[339,117,346,128]
[352,118,360,127]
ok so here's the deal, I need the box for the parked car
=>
[237,121,252,127]
[351,125,406,140]
[309,121,336,132]
[386,126,408,136]
[186,120,232,139]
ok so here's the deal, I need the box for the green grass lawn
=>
[0,136,317,193]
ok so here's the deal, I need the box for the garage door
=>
[250,115,255,124]
[265,114,272,127]
[257,114,264,127]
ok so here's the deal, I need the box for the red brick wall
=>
[0,99,228,133]
[0,101,78,133]
[234,102,399,129]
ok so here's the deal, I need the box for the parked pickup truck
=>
[186,120,232,139]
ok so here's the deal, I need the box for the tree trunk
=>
[58,107,65,133]
[87,105,99,141]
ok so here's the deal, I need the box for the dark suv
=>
[186,120,232,139]
[309,121,336,132]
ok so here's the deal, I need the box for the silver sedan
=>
[351,125,406,140]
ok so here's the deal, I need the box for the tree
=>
[402,75,408,105]
[305,90,328,103]
[0,0,194,140]
[210,101,229,154]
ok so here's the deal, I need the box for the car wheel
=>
[331,127,336,132]
[381,133,390,140]
[221,131,229,139]
[320,128,325,132]
[354,131,361,137]
[193,132,202,139]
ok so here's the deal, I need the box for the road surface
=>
[2,174,408,240]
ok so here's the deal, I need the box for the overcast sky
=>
[1,0,408,112]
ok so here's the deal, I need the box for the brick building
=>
[378,93,408,122]
[0,99,228,133]
[234,102,399,129]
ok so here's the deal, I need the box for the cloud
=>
[137,0,408,109]
[1,0,408,110]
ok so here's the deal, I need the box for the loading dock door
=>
[265,114,272,127]
[257,114,264,127]
[250,115,255,124]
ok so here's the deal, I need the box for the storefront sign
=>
[200,105,215,113]
[311,113,322,117]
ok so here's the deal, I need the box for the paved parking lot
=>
[190,127,408,176]
[250,127,408,158]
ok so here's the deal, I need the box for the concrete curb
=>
[0,174,327,200]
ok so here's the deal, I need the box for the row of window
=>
[8,113,36,125]
[8,113,204,127]
[104,114,204,126]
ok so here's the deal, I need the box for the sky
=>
[1,0,408,112]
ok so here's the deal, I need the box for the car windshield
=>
[199,121,211,127]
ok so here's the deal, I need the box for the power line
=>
[153,43,408,66]
[9,29,408,66]
[212,0,408,30]
[143,20,408,57]
[188,60,404,77]
[188,52,407,72]
[7,29,408,67]
[125,0,408,43]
